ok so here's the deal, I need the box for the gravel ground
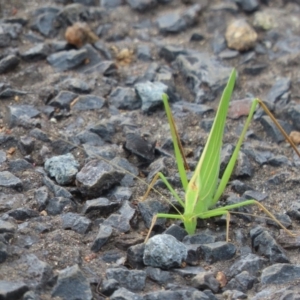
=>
[1,0,300,299]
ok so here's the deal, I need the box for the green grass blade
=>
[212,98,258,204]
[162,94,188,191]
[185,69,237,215]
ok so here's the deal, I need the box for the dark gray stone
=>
[102,213,131,233]
[143,234,187,269]
[173,266,205,278]
[74,130,104,146]
[46,197,76,215]
[31,7,60,37]
[0,219,17,234]
[91,224,113,252]
[266,213,292,229]
[22,291,40,300]
[5,105,40,128]
[110,287,143,300]
[34,186,49,211]
[261,264,300,284]
[0,55,20,73]
[135,81,169,113]
[0,23,22,46]
[8,159,33,172]
[242,190,268,202]
[251,229,290,263]
[8,208,39,220]
[222,290,247,299]
[287,201,300,220]
[265,172,290,186]
[61,212,91,234]
[157,12,186,34]
[101,278,120,296]
[84,60,117,76]
[0,242,8,263]
[260,116,292,143]
[267,77,291,104]
[144,289,210,300]
[185,244,202,266]
[76,159,125,197]
[230,180,253,194]
[220,144,234,176]
[172,101,213,116]
[112,157,139,186]
[119,200,136,220]
[268,155,290,167]
[108,187,132,202]
[44,153,79,185]
[137,45,152,61]
[47,49,88,71]
[100,0,123,8]
[0,192,26,211]
[126,0,157,12]
[175,53,231,103]
[159,45,189,62]
[17,136,35,156]
[191,272,219,293]
[109,87,141,110]
[0,88,27,99]
[125,132,156,162]
[243,64,267,75]
[138,198,170,229]
[82,198,120,217]
[56,3,90,26]
[88,120,115,142]
[106,267,146,292]
[43,176,73,198]
[0,280,28,299]
[199,242,236,264]
[226,271,256,292]
[29,128,51,142]
[0,171,23,191]
[75,44,103,73]
[73,0,97,5]
[21,43,51,61]
[183,233,216,245]
[244,148,272,165]
[23,254,53,289]
[163,224,187,242]
[93,40,112,59]
[127,243,146,269]
[145,267,172,284]
[283,104,300,131]
[61,78,92,94]
[0,151,6,164]
[157,4,201,34]
[72,95,105,111]
[49,91,78,110]
[236,0,259,12]
[51,264,93,299]
[101,250,124,263]
[234,151,253,177]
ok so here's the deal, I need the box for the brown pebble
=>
[225,19,257,51]
[216,271,227,288]
[65,22,99,48]
[228,98,253,119]
[290,131,300,145]
[116,48,134,66]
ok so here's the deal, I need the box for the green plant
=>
[143,69,297,241]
